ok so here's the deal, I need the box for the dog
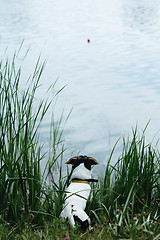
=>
[60,155,98,230]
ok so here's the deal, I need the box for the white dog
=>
[60,155,98,230]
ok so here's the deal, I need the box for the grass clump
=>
[112,127,159,208]
[0,49,65,226]
[87,126,160,239]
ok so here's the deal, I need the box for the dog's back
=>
[60,181,91,227]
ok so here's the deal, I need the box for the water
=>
[1,0,160,172]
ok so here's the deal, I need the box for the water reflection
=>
[0,0,160,169]
[122,0,160,33]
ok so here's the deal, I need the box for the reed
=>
[87,125,160,236]
[111,126,160,208]
[0,50,63,224]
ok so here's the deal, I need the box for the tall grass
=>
[111,126,159,208]
[0,51,64,224]
[88,125,160,234]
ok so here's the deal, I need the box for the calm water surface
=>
[1,0,160,172]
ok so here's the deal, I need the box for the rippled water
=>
[1,0,160,171]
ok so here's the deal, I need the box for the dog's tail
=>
[73,209,92,230]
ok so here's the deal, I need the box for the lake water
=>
[1,0,160,173]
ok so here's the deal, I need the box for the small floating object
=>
[87,38,90,43]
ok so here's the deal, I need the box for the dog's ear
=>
[66,157,78,165]
[88,157,98,165]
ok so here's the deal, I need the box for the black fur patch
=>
[72,155,92,170]
[73,215,89,230]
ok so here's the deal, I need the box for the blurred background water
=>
[1,0,160,173]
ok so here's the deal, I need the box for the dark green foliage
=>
[0,51,51,223]
[87,125,160,234]
[112,127,159,208]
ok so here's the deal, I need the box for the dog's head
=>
[66,155,98,180]
[66,155,98,170]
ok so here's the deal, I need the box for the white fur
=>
[60,163,92,229]
[71,163,92,180]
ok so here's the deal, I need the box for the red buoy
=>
[87,39,90,43]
